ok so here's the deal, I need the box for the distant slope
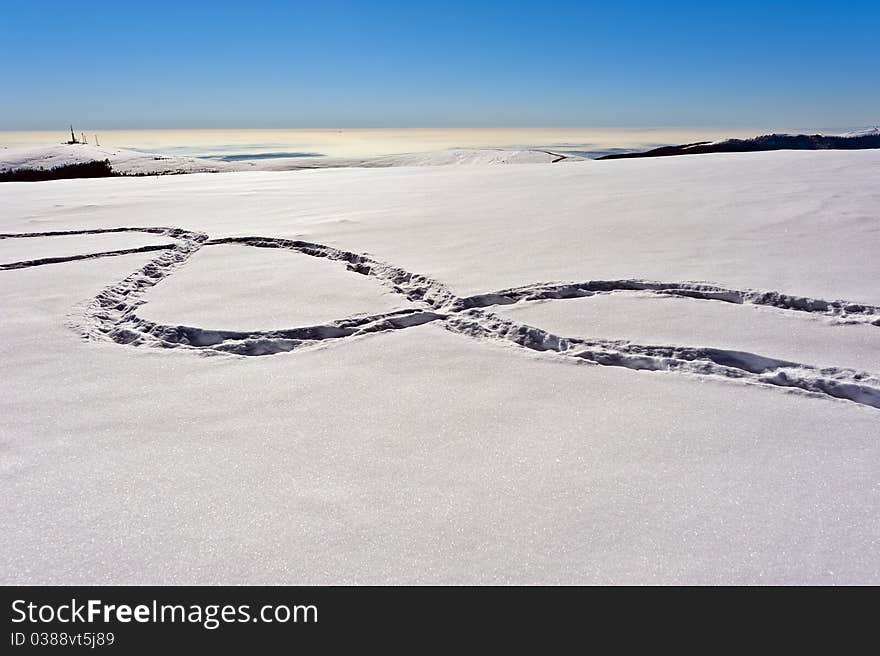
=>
[597,129,880,160]
[0,144,581,181]
[0,143,234,177]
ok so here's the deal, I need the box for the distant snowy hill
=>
[0,144,580,180]
[843,126,880,137]
[0,143,235,176]
[598,128,880,160]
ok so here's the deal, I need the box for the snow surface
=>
[139,243,410,331]
[1,148,879,584]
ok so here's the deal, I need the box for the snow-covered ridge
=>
[0,143,579,178]
[843,126,880,137]
[0,143,234,176]
[598,127,880,160]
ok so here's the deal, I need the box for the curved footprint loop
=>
[2,227,879,409]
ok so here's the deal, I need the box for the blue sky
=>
[2,0,877,130]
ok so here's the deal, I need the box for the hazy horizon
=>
[0,125,864,159]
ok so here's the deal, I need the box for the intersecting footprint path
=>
[3,226,880,410]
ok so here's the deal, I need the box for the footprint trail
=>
[2,226,879,409]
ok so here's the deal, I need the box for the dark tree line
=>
[0,159,116,182]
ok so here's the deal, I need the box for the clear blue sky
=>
[2,0,877,130]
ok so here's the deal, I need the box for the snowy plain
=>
[1,148,879,584]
